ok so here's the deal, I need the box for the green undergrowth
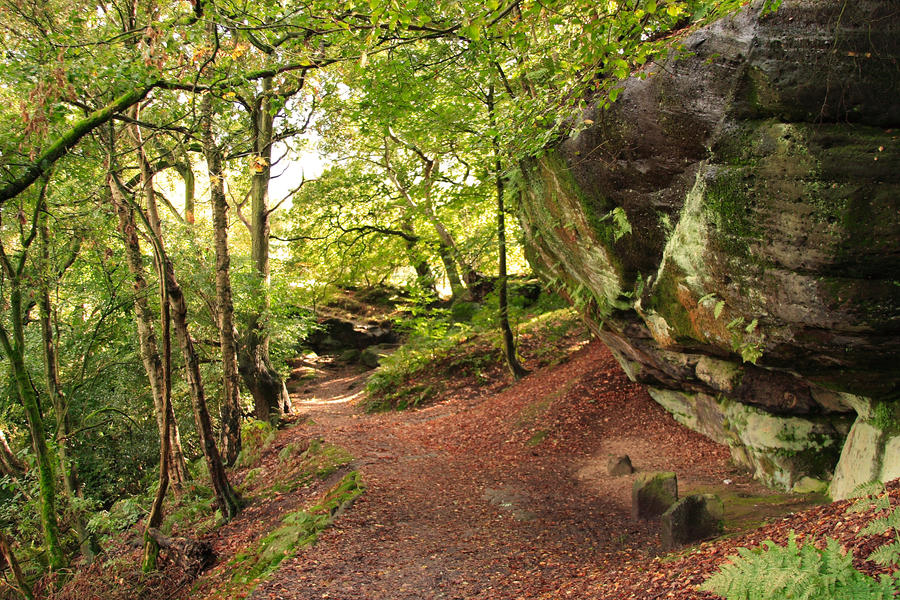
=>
[236,419,278,468]
[362,289,584,413]
[700,482,900,599]
[243,438,354,500]
[226,470,365,594]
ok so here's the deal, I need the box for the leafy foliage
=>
[699,533,900,600]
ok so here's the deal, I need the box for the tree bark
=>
[401,215,436,293]
[0,430,23,477]
[163,261,242,519]
[0,191,66,571]
[142,244,172,572]
[489,85,528,380]
[0,528,33,600]
[37,217,97,562]
[382,140,476,298]
[0,284,66,571]
[202,93,242,466]
[108,175,188,489]
[240,77,291,422]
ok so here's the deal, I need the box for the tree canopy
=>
[0,0,754,592]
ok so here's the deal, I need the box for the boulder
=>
[661,494,724,550]
[632,471,678,520]
[830,400,900,500]
[306,318,398,353]
[607,455,634,476]
[518,0,899,491]
[360,344,393,369]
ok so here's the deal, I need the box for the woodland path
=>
[250,341,793,600]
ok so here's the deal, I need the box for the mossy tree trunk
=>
[202,92,242,466]
[488,85,528,380]
[37,215,97,562]
[0,193,66,570]
[0,528,33,600]
[240,77,291,422]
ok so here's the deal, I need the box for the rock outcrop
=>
[519,0,899,497]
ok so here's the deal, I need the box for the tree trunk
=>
[141,156,175,572]
[108,175,188,488]
[0,430,24,477]
[37,218,97,562]
[173,158,195,225]
[118,142,241,517]
[401,216,435,293]
[0,528,33,600]
[202,93,242,466]
[239,78,290,422]
[489,85,528,380]
[0,284,66,571]
[437,242,465,299]
[161,256,242,519]
[142,246,172,572]
[383,140,475,298]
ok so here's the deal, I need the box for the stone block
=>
[607,455,634,476]
[632,471,677,520]
[661,494,724,549]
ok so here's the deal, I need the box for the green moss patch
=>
[229,471,365,590]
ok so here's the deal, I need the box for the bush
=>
[236,420,277,468]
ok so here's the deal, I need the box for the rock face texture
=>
[519,0,899,496]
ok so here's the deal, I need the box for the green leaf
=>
[714,300,725,319]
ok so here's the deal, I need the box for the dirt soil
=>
[247,340,825,600]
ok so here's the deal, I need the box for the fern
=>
[868,541,900,567]
[861,506,900,536]
[847,481,889,510]
[699,532,900,600]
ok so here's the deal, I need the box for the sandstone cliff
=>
[519,0,899,498]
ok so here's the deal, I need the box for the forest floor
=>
[52,319,899,600]
[241,339,826,600]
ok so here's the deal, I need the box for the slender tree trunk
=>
[0,430,24,477]
[202,93,242,466]
[437,243,464,299]
[383,141,476,297]
[143,236,172,572]
[0,193,66,570]
[0,285,65,571]
[160,252,242,519]
[173,158,195,225]
[114,129,240,518]
[489,85,528,380]
[108,176,188,488]
[0,528,33,600]
[129,113,190,486]
[240,78,291,422]
[400,216,435,293]
[37,219,97,562]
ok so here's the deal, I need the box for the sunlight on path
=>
[291,371,368,407]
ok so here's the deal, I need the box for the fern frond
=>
[698,532,900,600]
[846,481,887,514]
[867,540,900,567]
[860,506,900,536]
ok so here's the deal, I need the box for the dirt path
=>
[251,341,802,600]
